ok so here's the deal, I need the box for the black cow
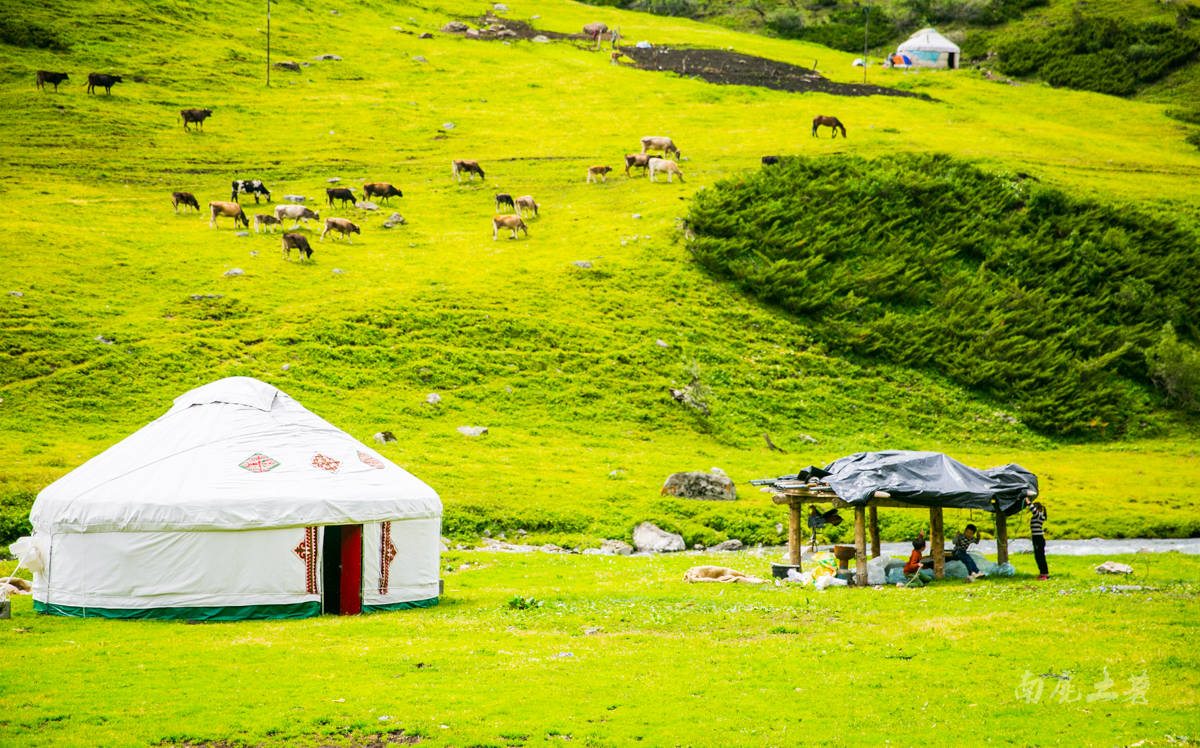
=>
[181,108,213,131]
[171,191,200,213]
[36,71,69,92]
[232,179,271,203]
[86,73,123,95]
[761,156,780,166]
[326,187,356,208]
[494,193,515,212]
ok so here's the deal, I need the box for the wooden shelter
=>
[769,480,1018,585]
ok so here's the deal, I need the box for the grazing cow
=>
[209,201,249,228]
[640,136,681,160]
[321,217,361,243]
[761,155,780,166]
[648,158,684,183]
[171,191,200,213]
[812,115,847,138]
[36,71,69,92]
[282,232,313,261]
[495,193,515,212]
[363,182,402,203]
[624,153,652,177]
[452,159,485,182]
[180,108,213,131]
[254,214,281,233]
[231,179,271,203]
[86,73,123,95]
[587,165,612,183]
[492,215,528,240]
[515,195,539,218]
[274,204,320,228]
[326,187,356,208]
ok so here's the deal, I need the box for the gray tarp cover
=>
[812,451,1038,515]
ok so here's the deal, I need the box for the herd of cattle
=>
[160,134,695,260]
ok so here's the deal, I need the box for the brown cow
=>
[209,201,249,228]
[624,153,652,177]
[363,182,402,203]
[171,191,200,213]
[640,136,681,159]
[282,233,313,260]
[320,217,360,243]
[586,165,612,183]
[254,214,281,233]
[452,159,485,182]
[515,195,539,219]
[492,215,527,240]
[648,158,684,183]
[181,108,213,131]
[36,71,69,92]
[326,187,356,207]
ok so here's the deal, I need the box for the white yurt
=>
[12,377,442,620]
[897,28,961,69]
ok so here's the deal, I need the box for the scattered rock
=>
[655,339,669,348]
[496,29,517,38]
[993,411,1019,425]
[661,470,737,501]
[332,268,344,275]
[632,213,642,219]
[1135,547,1153,554]
[602,539,634,555]
[1096,561,1134,575]
[235,231,249,237]
[442,122,455,130]
[493,3,509,11]
[458,426,489,437]
[330,9,339,15]
[357,201,379,211]
[190,294,223,300]
[301,62,311,67]
[572,261,593,269]
[441,21,469,33]
[693,543,704,551]
[327,177,341,183]
[607,469,626,479]
[9,291,23,297]
[709,539,744,552]
[314,54,342,61]
[223,268,244,277]
[466,28,480,37]
[583,626,602,635]
[532,35,550,43]
[250,251,258,257]
[425,393,442,405]
[273,61,301,72]
[94,334,114,345]
[412,56,428,63]
[797,433,818,444]
[633,522,685,553]
[283,194,307,203]
[281,363,290,371]
[374,431,397,444]
[419,32,433,39]
[387,213,406,225]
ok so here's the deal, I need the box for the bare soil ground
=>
[448,16,928,99]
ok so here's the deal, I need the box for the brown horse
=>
[812,115,847,138]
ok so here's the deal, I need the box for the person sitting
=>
[952,524,986,581]
[904,534,934,585]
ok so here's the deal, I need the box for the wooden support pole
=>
[854,506,867,586]
[995,511,1009,566]
[930,506,945,580]
[868,505,880,559]
[788,501,803,568]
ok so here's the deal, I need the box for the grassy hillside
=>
[2,0,1200,548]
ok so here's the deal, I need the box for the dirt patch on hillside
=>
[445,15,928,100]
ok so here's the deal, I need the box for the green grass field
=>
[3,553,1199,746]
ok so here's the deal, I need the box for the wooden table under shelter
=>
[769,480,1021,585]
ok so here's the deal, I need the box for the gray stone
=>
[442,122,455,130]
[632,213,642,219]
[250,251,258,257]
[425,392,442,405]
[190,294,223,300]
[457,425,488,437]
[281,363,290,371]
[385,213,406,225]
[1096,561,1134,574]
[633,522,685,553]
[532,35,550,43]
[313,54,343,61]
[273,61,301,72]
[661,470,737,501]
[283,194,307,203]
[655,339,669,348]
[356,201,379,211]
[332,268,344,275]
[441,21,469,32]
[493,3,509,11]
[94,334,114,345]
[223,268,244,277]
[601,539,634,556]
[413,56,428,63]
[798,433,818,444]
[496,29,517,38]
[466,28,480,37]
[327,177,341,183]
[419,32,433,39]
[709,539,744,552]
[235,231,249,237]
[9,291,23,297]
[572,261,593,269]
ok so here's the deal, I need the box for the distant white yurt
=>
[14,377,442,620]
[897,28,960,69]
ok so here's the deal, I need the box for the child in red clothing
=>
[904,535,933,584]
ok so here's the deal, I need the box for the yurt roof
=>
[32,377,441,534]
[897,28,961,54]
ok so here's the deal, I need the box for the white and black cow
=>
[231,179,271,203]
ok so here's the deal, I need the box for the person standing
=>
[1029,499,1049,580]
[952,524,985,581]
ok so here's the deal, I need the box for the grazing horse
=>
[812,115,846,138]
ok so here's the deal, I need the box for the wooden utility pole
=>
[266,0,271,87]
[863,2,870,84]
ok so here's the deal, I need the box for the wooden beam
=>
[854,506,867,586]
[995,511,1009,566]
[868,505,880,559]
[930,506,945,580]
[788,501,803,567]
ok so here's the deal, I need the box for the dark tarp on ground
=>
[796,451,1037,515]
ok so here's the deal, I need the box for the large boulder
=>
[442,21,469,33]
[661,469,736,501]
[632,522,685,553]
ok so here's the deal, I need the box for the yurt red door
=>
[321,525,363,615]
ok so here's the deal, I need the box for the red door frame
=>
[339,525,363,615]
